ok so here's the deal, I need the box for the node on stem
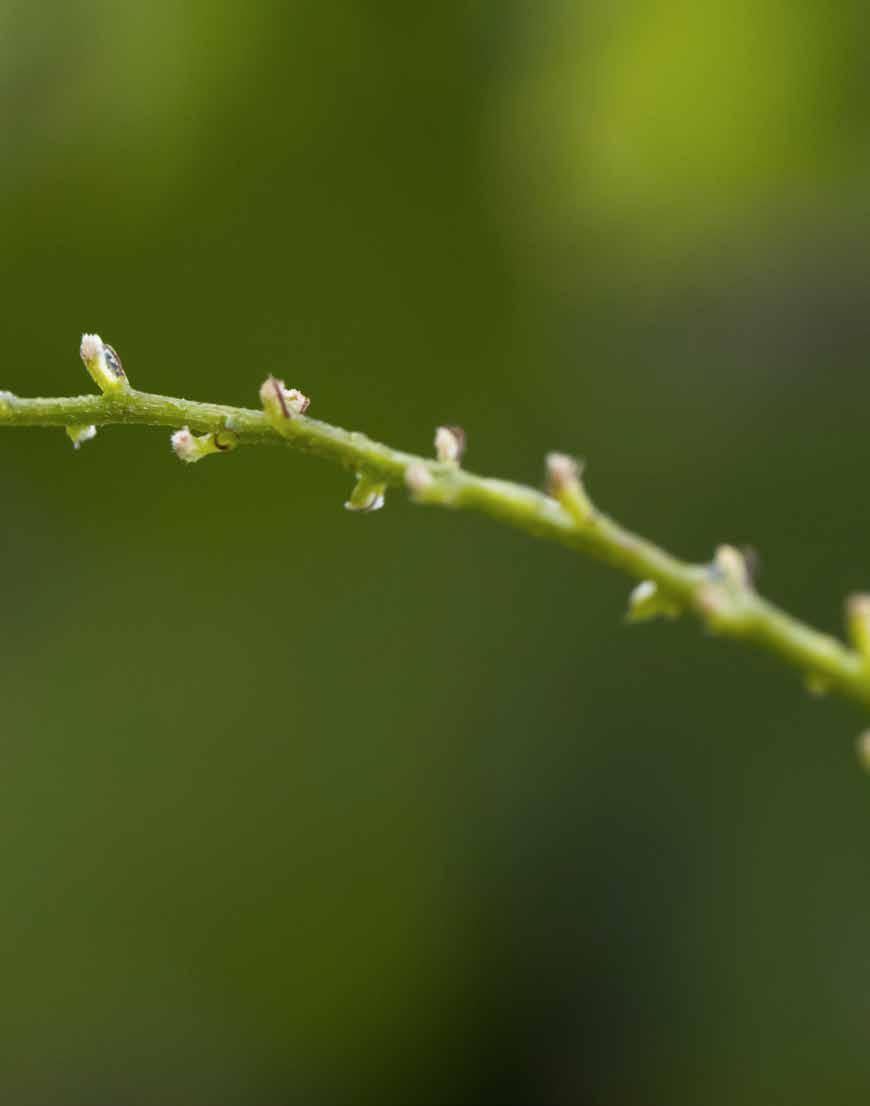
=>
[405,462,435,501]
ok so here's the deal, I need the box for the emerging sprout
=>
[434,425,465,464]
[713,545,751,588]
[627,579,681,622]
[80,333,129,394]
[259,376,310,425]
[545,452,594,524]
[170,426,238,464]
[345,473,387,513]
[66,424,98,450]
[545,452,579,493]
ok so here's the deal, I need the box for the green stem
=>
[3,386,869,709]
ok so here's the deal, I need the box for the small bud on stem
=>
[80,334,129,394]
[434,425,465,464]
[66,424,98,450]
[260,376,310,428]
[713,545,751,588]
[345,473,387,513]
[170,426,238,464]
[693,545,756,632]
[545,452,594,525]
[627,579,681,622]
[846,594,870,661]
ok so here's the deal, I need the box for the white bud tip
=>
[344,491,385,513]
[259,377,276,402]
[714,545,750,588]
[260,376,310,418]
[79,332,128,391]
[66,424,98,450]
[627,578,681,622]
[171,427,198,463]
[434,425,465,464]
[631,580,657,605]
[80,333,104,363]
[546,452,580,492]
[170,425,237,463]
[848,594,870,621]
[846,593,870,657]
[287,388,310,415]
[405,462,435,496]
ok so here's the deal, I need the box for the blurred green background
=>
[2,2,870,1102]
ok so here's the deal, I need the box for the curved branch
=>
[3,371,870,713]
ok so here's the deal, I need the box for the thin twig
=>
[3,335,870,715]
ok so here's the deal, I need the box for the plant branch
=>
[3,352,870,715]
